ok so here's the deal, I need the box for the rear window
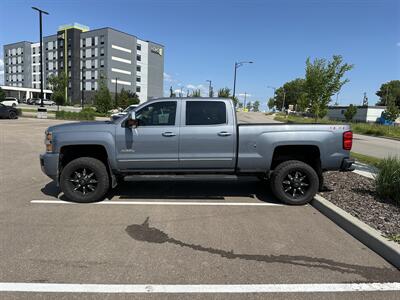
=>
[186,101,227,125]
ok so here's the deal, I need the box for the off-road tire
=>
[60,157,109,203]
[270,160,319,205]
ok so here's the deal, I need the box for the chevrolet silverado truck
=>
[40,98,354,205]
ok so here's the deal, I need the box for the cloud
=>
[163,72,176,83]
[237,93,252,98]
[0,58,4,85]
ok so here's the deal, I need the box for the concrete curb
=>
[311,194,400,269]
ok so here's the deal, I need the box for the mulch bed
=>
[319,171,400,242]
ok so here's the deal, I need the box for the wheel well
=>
[271,145,321,174]
[60,145,109,171]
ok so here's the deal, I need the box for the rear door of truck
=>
[178,99,236,170]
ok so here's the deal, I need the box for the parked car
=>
[1,97,18,107]
[26,98,39,105]
[0,103,18,119]
[110,105,138,121]
[35,99,55,106]
[40,97,354,204]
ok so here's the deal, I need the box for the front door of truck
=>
[115,100,180,170]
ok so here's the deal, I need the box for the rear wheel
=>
[60,157,109,203]
[270,160,319,205]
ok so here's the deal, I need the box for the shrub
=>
[94,79,112,113]
[55,108,96,121]
[375,156,400,205]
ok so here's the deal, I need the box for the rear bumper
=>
[40,153,59,181]
[340,158,355,171]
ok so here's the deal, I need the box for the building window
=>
[137,55,141,61]
[100,35,105,44]
[136,86,141,93]
[100,59,104,67]
[68,49,71,57]
[137,44,141,51]
[136,65,141,72]
[136,76,141,82]
[92,37,95,46]
[100,47,104,56]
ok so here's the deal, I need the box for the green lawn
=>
[350,152,381,168]
[273,114,400,139]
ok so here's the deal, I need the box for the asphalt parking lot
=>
[0,118,399,299]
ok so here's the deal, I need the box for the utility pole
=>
[115,77,118,107]
[243,92,247,111]
[81,65,85,108]
[206,80,212,97]
[362,92,368,107]
[32,7,49,107]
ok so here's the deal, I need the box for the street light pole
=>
[32,7,49,107]
[232,61,253,101]
[115,77,118,107]
[206,80,212,97]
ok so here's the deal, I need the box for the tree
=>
[344,104,357,122]
[48,73,67,110]
[118,88,140,109]
[169,86,176,98]
[296,93,309,112]
[252,100,260,112]
[217,87,238,107]
[304,55,353,120]
[376,80,400,107]
[382,99,400,122]
[192,89,201,97]
[94,78,112,113]
[0,87,5,101]
[246,102,252,112]
[273,78,307,111]
[267,97,275,110]
[217,87,230,98]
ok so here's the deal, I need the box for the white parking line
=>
[0,282,399,293]
[30,200,284,206]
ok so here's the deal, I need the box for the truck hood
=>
[47,121,115,134]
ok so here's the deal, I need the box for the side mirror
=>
[126,111,138,128]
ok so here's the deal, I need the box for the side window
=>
[186,101,227,125]
[136,101,177,126]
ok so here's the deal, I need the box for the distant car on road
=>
[110,105,138,121]
[26,98,39,105]
[1,97,18,107]
[0,103,18,119]
[34,99,56,106]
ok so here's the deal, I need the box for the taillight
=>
[343,131,353,150]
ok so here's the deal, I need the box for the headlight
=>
[45,131,53,152]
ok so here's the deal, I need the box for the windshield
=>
[123,106,137,113]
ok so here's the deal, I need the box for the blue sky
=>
[0,0,399,110]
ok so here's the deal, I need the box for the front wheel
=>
[270,160,319,205]
[8,111,17,119]
[60,157,109,203]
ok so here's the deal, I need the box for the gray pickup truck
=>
[40,98,354,205]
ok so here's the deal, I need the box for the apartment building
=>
[3,23,164,104]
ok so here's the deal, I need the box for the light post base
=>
[37,107,48,119]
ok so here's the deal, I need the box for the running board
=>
[123,174,241,182]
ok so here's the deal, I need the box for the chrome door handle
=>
[162,132,176,137]
[218,131,232,137]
